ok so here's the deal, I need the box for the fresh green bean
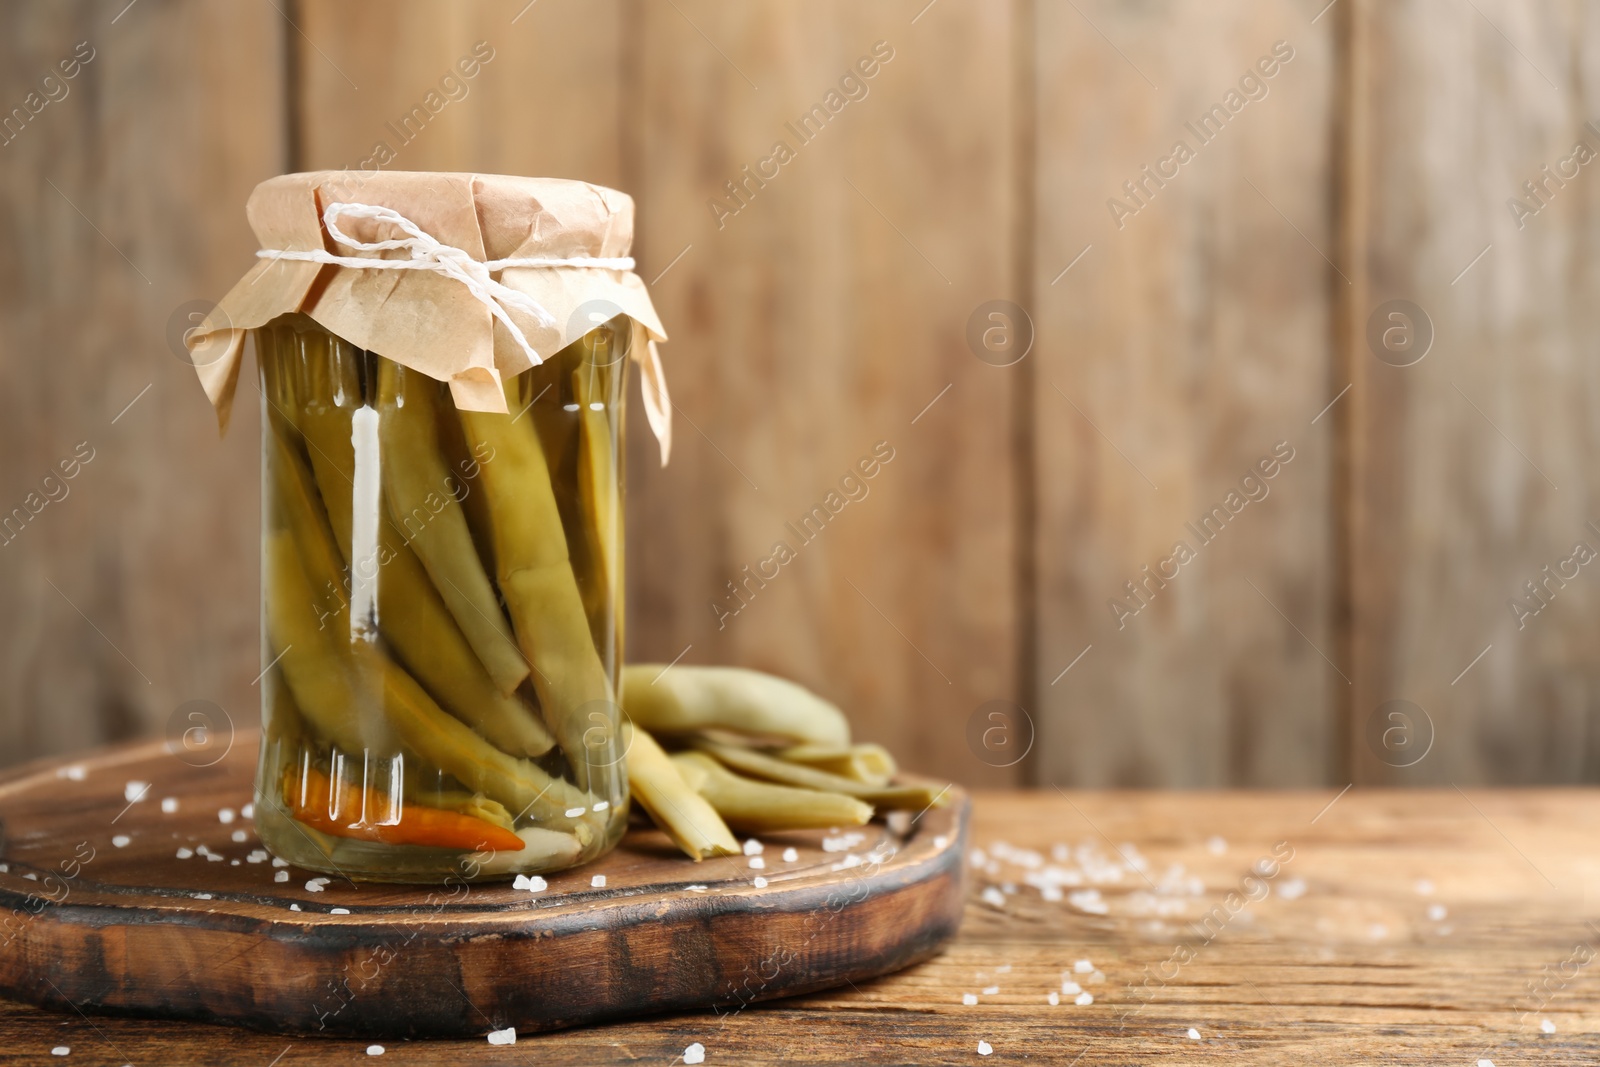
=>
[671,751,873,832]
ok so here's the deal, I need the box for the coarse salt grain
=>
[1061,980,1081,995]
[289,903,301,911]
[962,994,977,1005]
[124,781,148,803]
[306,879,327,892]
[1478,1060,1495,1067]
[683,1041,705,1064]
[1415,878,1434,895]
[591,875,606,888]
[977,1040,993,1056]
[753,876,767,888]
[231,859,240,866]
[59,764,86,781]
[782,847,799,862]
[1187,1028,1201,1039]
[194,893,212,900]
[51,1047,69,1056]
[272,857,289,868]
[331,908,350,914]
[1541,1019,1556,1033]
[743,839,764,856]
[218,808,236,824]
[748,856,765,870]
[112,835,130,848]
[687,885,708,892]
[275,871,289,883]
[249,850,268,863]
[487,1027,516,1046]
[1206,836,1227,854]
[1040,885,1063,902]
[1277,877,1307,900]
[982,985,999,995]
[980,887,1006,908]
[934,835,948,848]
[1074,959,1093,973]
[176,848,193,859]
[1075,991,1094,1006]
[161,797,178,813]
[232,829,248,843]
[367,1045,384,1056]
[527,876,548,891]
[564,807,585,818]
[1427,903,1447,921]
[1048,992,1060,1005]
[242,803,254,819]
[593,801,609,812]
[206,852,223,863]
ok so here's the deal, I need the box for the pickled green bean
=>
[620,666,851,747]
[671,751,873,832]
[624,725,739,861]
[689,737,947,811]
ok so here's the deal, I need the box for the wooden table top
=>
[3,787,1596,1065]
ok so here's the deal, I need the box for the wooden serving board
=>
[0,734,966,1038]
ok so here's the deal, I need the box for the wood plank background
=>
[0,0,1595,789]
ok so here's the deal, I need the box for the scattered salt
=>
[176,848,193,859]
[1187,1028,1201,1040]
[962,993,978,1005]
[1061,980,1081,995]
[194,893,212,900]
[526,876,548,892]
[748,857,765,870]
[1541,1019,1556,1033]
[1075,991,1093,1006]
[1427,903,1447,921]
[366,1045,384,1056]
[218,808,236,825]
[161,798,178,814]
[743,839,764,856]
[980,887,1006,908]
[683,1041,705,1064]
[289,903,301,911]
[591,875,606,888]
[564,807,585,818]
[592,801,609,812]
[782,847,799,862]
[825,832,866,854]
[1478,1060,1496,1067]
[978,1040,993,1056]
[1414,879,1434,895]
[230,859,240,866]
[111,835,130,849]
[1206,836,1226,855]
[934,835,948,848]
[982,985,999,995]
[1277,877,1307,901]
[1047,992,1060,1005]
[306,878,328,892]
[272,857,289,868]
[330,908,350,914]
[248,850,268,863]
[206,852,223,863]
[124,781,148,804]
[753,876,767,888]
[1088,971,1105,985]
[275,871,289,883]
[1073,959,1094,974]
[1368,924,1388,940]
[242,803,254,819]
[51,1047,69,1056]
[231,830,248,843]
[687,885,708,892]
[58,764,86,781]
[487,1027,516,1046]
[1040,885,1063,902]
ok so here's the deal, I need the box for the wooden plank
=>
[0,2,283,764]
[5,787,1598,1061]
[295,0,621,185]
[623,0,1022,786]
[1032,0,1339,787]
[1347,0,1600,785]
[0,737,965,1036]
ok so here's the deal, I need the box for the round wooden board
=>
[0,733,966,1038]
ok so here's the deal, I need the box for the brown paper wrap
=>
[188,171,672,461]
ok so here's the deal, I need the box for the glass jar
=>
[252,311,630,882]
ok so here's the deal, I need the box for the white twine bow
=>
[256,201,637,368]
